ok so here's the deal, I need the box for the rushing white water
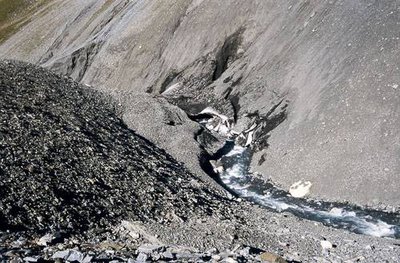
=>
[219,145,400,238]
[194,107,400,238]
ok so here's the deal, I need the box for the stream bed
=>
[217,141,400,238]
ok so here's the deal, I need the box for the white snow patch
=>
[163,82,182,94]
[245,130,254,147]
[200,107,230,124]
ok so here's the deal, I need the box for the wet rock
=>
[210,160,224,174]
[196,128,227,156]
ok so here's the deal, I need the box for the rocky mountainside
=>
[1,60,400,263]
[1,1,400,262]
[0,60,227,237]
[1,0,399,208]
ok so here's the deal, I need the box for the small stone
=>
[237,48,245,55]
[5,251,15,257]
[136,253,148,262]
[239,248,250,257]
[82,255,93,263]
[223,258,238,263]
[260,252,287,263]
[52,250,70,259]
[11,238,27,248]
[129,231,140,239]
[67,250,84,262]
[320,240,333,250]
[207,248,218,254]
[162,251,174,260]
[289,181,312,198]
[365,245,375,250]
[212,254,221,260]
[219,251,234,259]
[175,252,199,259]
[138,244,165,254]
[37,234,53,246]
[23,257,38,262]
[231,244,241,253]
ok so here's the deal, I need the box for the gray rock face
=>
[0,1,399,208]
[0,60,228,235]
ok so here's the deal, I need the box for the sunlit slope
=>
[0,0,51,43]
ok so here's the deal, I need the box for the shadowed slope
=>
[0,60,226,235]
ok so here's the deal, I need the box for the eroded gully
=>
[193,107,400,239]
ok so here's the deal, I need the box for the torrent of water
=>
[218,141,400,238]
[192,107,400,239]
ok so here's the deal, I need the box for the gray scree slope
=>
[1,0,399,208]
[0,60,227,235]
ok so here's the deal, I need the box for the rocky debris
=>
[0,3,400,261]
[0,60,229,237]
[118,92,226,195]
[190,107,258,150]
[0,239,288,263]
[52,250,84,261]
[0,59,300,262]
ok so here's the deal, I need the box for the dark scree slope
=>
[0,60,224,235]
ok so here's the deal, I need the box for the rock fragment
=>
[137,244,165,254]
[289,180,312,198]
[259,252,287,263]
[320,240,333,250]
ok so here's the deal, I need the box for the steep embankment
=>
[1,0,399,208]
[0,60,227,236]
